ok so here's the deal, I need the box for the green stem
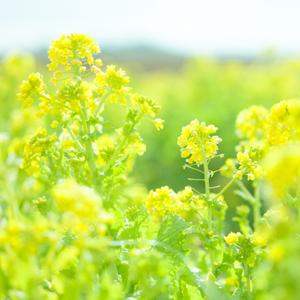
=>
[214,177,236,200]
[94,88,111,117]
[80,101,97,182]
[244,263,251,300]
[202,146,215,271]
[253,185,261,232]
[236,181,256,204]
[102,113,143,174]
[65,124,85,152]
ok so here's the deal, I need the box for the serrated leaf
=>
[178,266,205,296]
[153,214,190,266]
[184,224,211,247]
[118,204,149,240]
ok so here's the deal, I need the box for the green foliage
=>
[0,34,300,300]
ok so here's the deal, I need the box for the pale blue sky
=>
[1,0,300,56]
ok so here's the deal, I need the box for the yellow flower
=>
[145,186,177,218]
[252,232,268,247]
[236,146,264,180]
[91,65,101,73]
[55,79,94,113]
[263,145,300,197]
[21,127,57,175]
[153,118,164,130]
[48,33,100,71]
[95,65,131,105]
[178,119,221,165]
[224,232,239,245]
[131,94,161,117]
[52,179,101,219]
[51,120,59,128]
[267,99,300,146]
[95,59,103,67]
[17,72,46,108]
[177,186,194,203]
[236,105,269,142]
[225,276,239,287]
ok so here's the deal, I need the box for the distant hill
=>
[29,44,186,72]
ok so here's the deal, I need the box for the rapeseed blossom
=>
[235,105,269,142]
[52,179,101,218]
[48,33,100,71]
[95,65,131,104]
[131,93,161,117]
[145,186,177,218]
[236,146,264,180]
[21,127,57,175]
[224,232,240,245]
[263,145,300,196]
[17,72,46,108]
[267,99,300,146]
[153,118,164,130]
[178,119,221,165]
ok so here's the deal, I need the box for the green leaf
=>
[234,190,256,205]
[118,204,149,240]
[178,266,205,296]
[230,288,244,299]
[213,198,227,208]
[222,248,237,265]
[153,214,190,266]
[205,275,229,300]
[101,120,115,128]
[184,224,211,247]
[117,252,129,289]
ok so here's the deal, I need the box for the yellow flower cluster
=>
[35,80,96,118]
[21,128,57,175]
[145,186,177,218]
[174,186,199,217]
[131,93,161,117]
[52,179,113,235]
[267,99,300,146]
[146,185,210,220]
[178,119,221,165]
[263,145,300,196]
[224,231,240,245]
[52,179,99,218]
[17,73,46,108]
[177,186,194,203]
[0,219,58,255]
[48,33,100,71]
[235,146,264,180]
[224,232,267,247]
[95,65,131,105]
[57,80,94,111]
[235,105,269,142]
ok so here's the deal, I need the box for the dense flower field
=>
[0,33,300,300]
